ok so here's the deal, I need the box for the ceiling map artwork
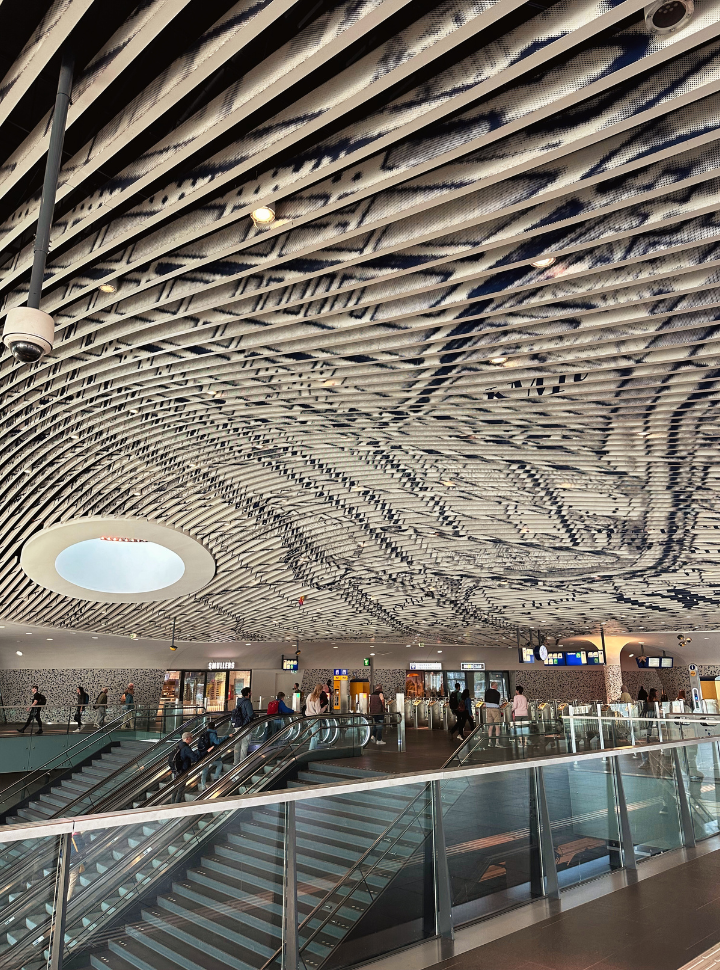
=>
[0,0,719,644]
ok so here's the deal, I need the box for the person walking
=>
[368,684,386,745]
[461,688,475,736]
[73,686,89,732]
[619,685,632,704]
[638,684,648,706]
[232,686,255,764]
[17,685,45,735]
[120,683,135,730]
[199,720,229,792]
[512,685,529,747]
[484,681,503,746]
[169,731,200,803]
[93,686,109,728]
[449,682,463,739]
[306,684,328,750]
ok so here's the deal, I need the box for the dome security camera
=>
[2,307,54,363]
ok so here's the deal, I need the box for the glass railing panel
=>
[58,803,286,970]
[616,748,683,860]
[542,758,622,891]
[290,780,435,970]
[0,830,62,970]
[675,740,720,842]
[442,769,544,925]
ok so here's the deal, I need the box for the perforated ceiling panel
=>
[1,0,719,643]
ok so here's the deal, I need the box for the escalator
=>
[0,714,372,970]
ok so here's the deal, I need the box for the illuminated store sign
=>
[208,661,235,670]
[460,662,486,671]
[409,661,443,671]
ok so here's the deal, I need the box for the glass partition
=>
[0,735,718,970]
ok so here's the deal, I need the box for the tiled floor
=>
[681,943,720,970]
[327,725,460,773]
[428,849,720,970]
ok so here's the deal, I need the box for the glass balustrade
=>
[0,730,716,970]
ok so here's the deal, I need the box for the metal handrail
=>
[0,714,372,970]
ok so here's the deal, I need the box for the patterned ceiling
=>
[1,0,720,646]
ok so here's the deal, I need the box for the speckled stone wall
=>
[510,668,607,702]
[0,668,165,722]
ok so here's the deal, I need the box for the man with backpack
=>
[449,682,464,740]
[73,685,89,732]
[198,720,229,792]
[232,686,255,764]
[169,731,200,802]
[267,691,293,736]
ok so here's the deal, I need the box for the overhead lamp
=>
[531,257,556,268]
[645,0,693,33]
[489,356,507,365]
[250,205,276,227]
[98,283,117,294]
[16,651,22,656]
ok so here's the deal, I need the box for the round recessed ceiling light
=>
[645,0,693,33]
[98,283,117,294]
[21,517,215,603]
[16,651,22,656]
[531,257,556,268]
[251,205,275,227]
[489,356,507,365]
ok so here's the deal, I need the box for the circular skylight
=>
[55,538,185,593]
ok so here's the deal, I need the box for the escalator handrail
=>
[0,706,195,807]
[49,710,229,819]
[184,712,372,804]
[0,715,372,969]
[442,721,483,768]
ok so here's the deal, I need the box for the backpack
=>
[169,745,186,775]
[449,691,459,712]
[196,730,212,757]
[267,699,279,716]
[457,698,465,713]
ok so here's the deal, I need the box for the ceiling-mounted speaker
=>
[645,0,693,34]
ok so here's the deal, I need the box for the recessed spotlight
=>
[250,205,275,227]
[92,636,98,639]
[645,0,693,34]
[370,652,375,656]
[531,257,556,268]
[16,651,22,656]
[47,638,53,641]
[441,480,456,487]
[25,632,32,635]
[628,653,634,657]
[489,357,507,365]
[437,650,442,653]
[70,434,79,440]
[98,283,117,294]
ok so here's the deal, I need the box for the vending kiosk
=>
[332,669,350,713]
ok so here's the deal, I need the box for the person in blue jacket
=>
[199,720,229,792]
[170,732,200,803]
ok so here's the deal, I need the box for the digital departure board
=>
[544,652,566,666]
[519,647,535,664]
[565,650,587,666]
[661,657,673,668]
[282,659,299,671]
[586,651,605,665]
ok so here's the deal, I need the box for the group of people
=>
[16,683,136,734]
[618,684,689,712]
[448,682,529,744]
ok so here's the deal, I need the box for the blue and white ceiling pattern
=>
[0,0,719,643]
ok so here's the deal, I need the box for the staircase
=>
[1,741,149,828]
[64,761,421,970]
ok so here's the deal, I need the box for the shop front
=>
[405,662,510,701]
[160,663,251,713]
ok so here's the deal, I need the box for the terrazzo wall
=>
[510,668,607,702]
[0,668,165,722]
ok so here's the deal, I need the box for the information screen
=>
[586,651,605,665]
[661,657,674,668]
[282,659,299,671]
[647,657,661,668]
[545,652,566,666]
[565,650,587,666]
[519,647,535,664]
[461,662,486,671]
[409,661,442,671]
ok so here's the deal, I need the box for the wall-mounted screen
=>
[586,651,605,665]
[519,647,535,664]
[661,657,674,668]
[565,650,587,666]
[545,652,566,666]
